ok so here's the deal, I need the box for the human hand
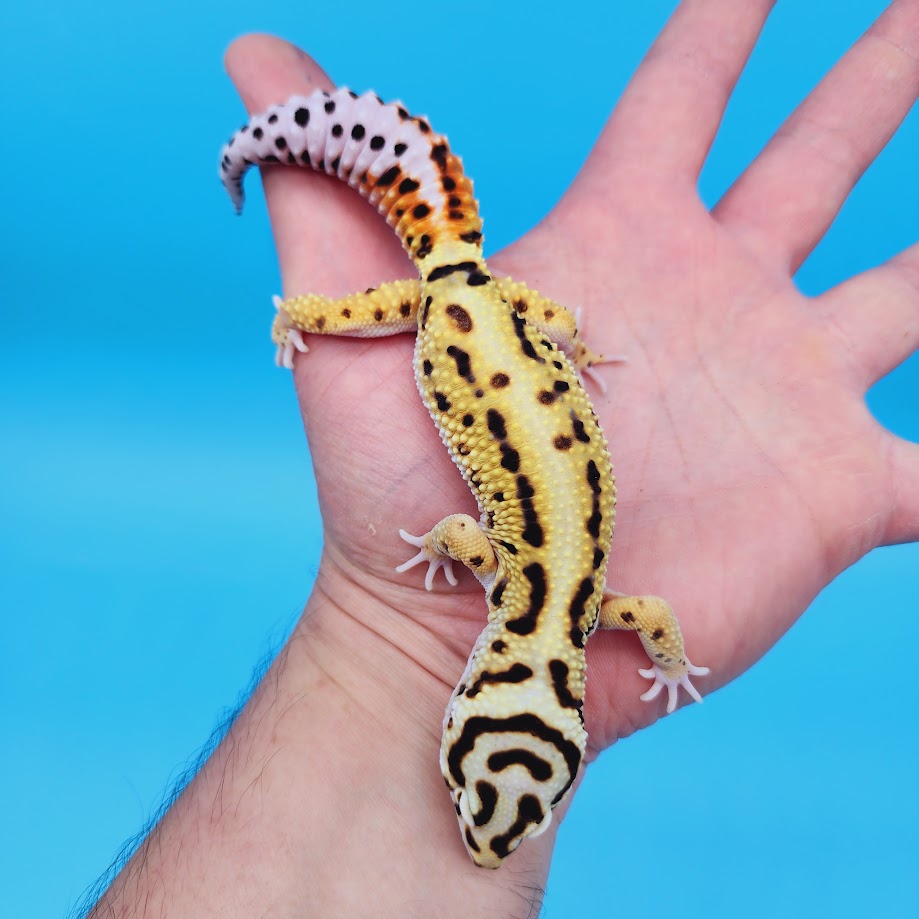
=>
[225,0,918,758]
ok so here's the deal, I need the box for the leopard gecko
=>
[219,86,708,868]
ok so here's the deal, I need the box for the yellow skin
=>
[221,86,708,867]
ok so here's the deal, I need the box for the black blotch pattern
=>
[422,359,433,376]
[506,563,547,636]
[462,414,474,427]
[511,313,545,364]
[554,435,573,451]
[491,640,507,654]
[351,124,365,140]
[593,547,605,570]
[294,107,309,127]
[434,391,451,412]
[486,409,507,439]
[467,270,491,286]
[331,124,343,138]
[370,135,385,150]
[490,579,508,607]
[399,302,411,317]
[491,372,510,388]
[445,304,473,333]
[394,142,407,155]
[447,345,474,382]
[413,203,431,219]
[499,444,521,472]
[420,295,432,330]
[431,143,448,168]
[586,459,603,538]
[516,475,543,548]
[461,230,483,244]
[399,177,420,194]
[377,165,400,186]
[568,577,595,649]
[548,659,580,709]
[465,827,481,853]
[324,100,336,113]
[652,628,664,641]
[571,413,591,443]
[417,234,433,259]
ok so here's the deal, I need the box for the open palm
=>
[225,3,918,757]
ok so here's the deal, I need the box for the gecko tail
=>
[219,87,484,265]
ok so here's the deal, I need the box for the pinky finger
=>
[885,438,919,546]
[818,240,919,388]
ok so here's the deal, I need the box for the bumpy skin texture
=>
[220,87,706,867]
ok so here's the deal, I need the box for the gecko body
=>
[220,87,706,867]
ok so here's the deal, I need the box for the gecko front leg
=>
[396,514,498,591]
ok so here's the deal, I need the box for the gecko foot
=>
[272,295,309,369]
[638,660,710,714]
[395,529,459,591]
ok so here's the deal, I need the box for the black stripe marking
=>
[446,345,474,382]
[487,749,553,781]
[568,577,595,648]
[490,579,508,607]
[511,312,546,364]
[548,659,581,710]
[571,413,591,443]
[516,475,544,548]
[466,663,534,697]
[427,261,479,283]
[586,459,603,538]
[473,781,498,827]
[465,827,481,853]
[447,714,581,789]
[506,563,546,636]
[490,795,545,859]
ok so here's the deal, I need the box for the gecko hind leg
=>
[598,591,709,713]
[396,514,498,591]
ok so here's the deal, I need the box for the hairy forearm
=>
[89,561,556,918]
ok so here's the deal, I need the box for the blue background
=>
[2,1,917,915]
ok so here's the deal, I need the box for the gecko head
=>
[440,704,585,868]
[448,777,555,868]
